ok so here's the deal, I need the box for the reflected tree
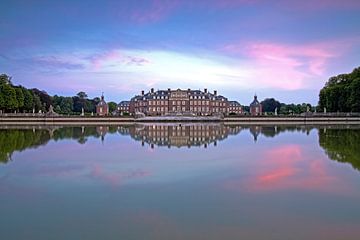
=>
[319,128,360,171]
[0,126,106,163]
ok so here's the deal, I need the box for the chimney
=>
[168,88,171,92]
[214,90,217,96]
[151,88,154,93]
[141,90,144,96]
[204,88,207,93]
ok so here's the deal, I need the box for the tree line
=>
[259,98,313,115]
[0,126,120,163]
[319,67,360,112]
[0,74,117,114]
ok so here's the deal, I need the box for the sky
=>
[1,0,360,104]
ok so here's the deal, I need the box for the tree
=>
[349,77,360,112]
[1,84,18,111]
[22,88,34,111]
[108,101,117,113]
[0,74,12,85]
[58,97,73,114]
[319,67,360,112]
[33,93,42,112]
[15,87,24,110]
[0,91,4,110]
[261,98,281,113]
[31,88,52,110]
[73,92,91,113]
[55,105,61,113]
[77,91,88,100]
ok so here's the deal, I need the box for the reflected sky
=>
[1,124,360,240]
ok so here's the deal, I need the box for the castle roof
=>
[229,101,241,106]
[97,95,107,106]
[118,101,130,106]
[250,95,260,106]
[130,88,228,101]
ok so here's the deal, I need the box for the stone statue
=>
[48,105,54,114]
[324,107,327,113]
[81,108,84,116]
[45,105,58,116]
[274,107,278,116]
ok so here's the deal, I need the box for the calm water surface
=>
[1,124,360,240]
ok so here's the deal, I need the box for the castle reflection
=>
[120,124,242,148]
[1,124,359,172]
[116,124,315,147]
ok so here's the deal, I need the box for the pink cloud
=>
[90,165,151,186]
[89,50,122,70]
[247,42,335,75]
[222,39,354,90]
[224,144,353,194]
[88,51,150,70]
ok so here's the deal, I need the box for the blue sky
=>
[1,0,360,104]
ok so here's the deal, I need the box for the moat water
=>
[1,124,360,240]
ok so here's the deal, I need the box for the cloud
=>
[223,144,353,194]
[127,0,360,25]
[90,165,151,186]
[221,39,354,90]
[126,56,150,66]
[282,0,360,11]
[32,55,85,70]
[128,0,257,24]
[130,0,181,23]
[87,50,150,70]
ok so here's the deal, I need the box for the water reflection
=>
[319,127,360,171]
[122,124,241,148]
[1,124,360,172]
[1,124,360,240]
